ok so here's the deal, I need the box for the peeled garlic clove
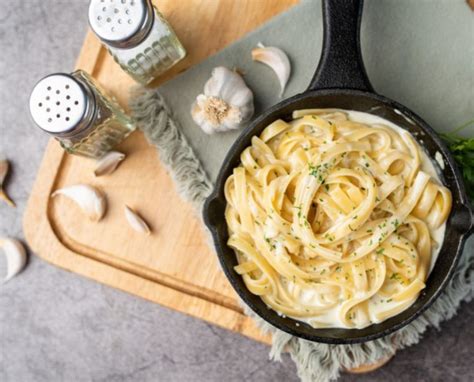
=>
[191,67,254,134]
[124,206,151,235]
[1,238,27,283]
[94,151,126,177]
[52,185,106,222]
[0,159,15,207]
[252,43,291,97]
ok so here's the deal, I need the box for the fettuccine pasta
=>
[224,109,451,328]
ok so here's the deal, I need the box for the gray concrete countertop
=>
[0,1,473,381]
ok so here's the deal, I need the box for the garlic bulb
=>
[191,66,254,134]
[252,43,291,97]
[1,238,27,283]
[52,184,107,222]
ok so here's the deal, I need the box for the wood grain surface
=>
[23,1,395,372]
[24,0,300,346]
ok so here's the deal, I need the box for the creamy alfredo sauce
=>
[277,110,447,329]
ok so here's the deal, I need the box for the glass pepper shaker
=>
[29,70,135,159]
[88,0,186,85]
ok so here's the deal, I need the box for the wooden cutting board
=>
[23,0,300,345]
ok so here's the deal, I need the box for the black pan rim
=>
[203,88,472,344]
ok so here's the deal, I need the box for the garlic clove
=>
[0,159,15,207]
[252,43,291,97]
[191,67,254,134]
[94,151,126,177]
[124,206,151,235]
[52,184,107,222]
[1,238,27,283]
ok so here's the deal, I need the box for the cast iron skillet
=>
[203,0,473,344]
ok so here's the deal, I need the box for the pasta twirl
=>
[224,109,452,329]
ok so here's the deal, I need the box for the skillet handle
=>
[308,0,374,92]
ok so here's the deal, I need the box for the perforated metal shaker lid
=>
[29,74,95,137]
[88,0,154,49]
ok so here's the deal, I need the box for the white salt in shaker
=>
[88,0,186,85]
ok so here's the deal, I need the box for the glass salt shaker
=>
[88,0,186,85]
[29,70,135,159]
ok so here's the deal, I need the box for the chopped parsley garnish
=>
[390,273,402,282]
[324,233,335,242]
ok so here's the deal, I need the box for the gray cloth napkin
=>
[130,1,474,381]
[155,0,474,182]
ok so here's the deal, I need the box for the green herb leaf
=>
[439,119,474,203]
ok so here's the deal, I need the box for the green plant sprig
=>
[439,119,474,203]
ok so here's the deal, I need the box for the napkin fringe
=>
[129,88,213,210]
[129,88,473,382]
